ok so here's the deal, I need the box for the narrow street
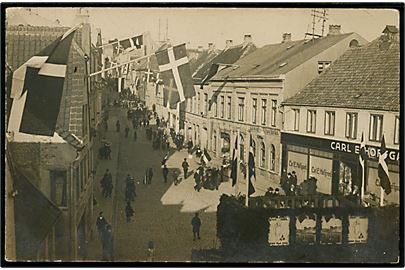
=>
[87,107,222,262]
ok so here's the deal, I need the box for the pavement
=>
[85,107,222,262]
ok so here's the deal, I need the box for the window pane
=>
[262,99,267,125]
[394,116,400,144]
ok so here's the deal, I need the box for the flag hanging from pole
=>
[119,34,143,51]
[8,25,79,137]
[378,135,391,195]
[231,135,238,187]
[202,149,212,164]
[155,44,195,108]
[359,133,367,168]
[248,135,256,196]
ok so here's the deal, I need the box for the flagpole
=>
[235,129,240,197]
[245,133,249,207]
[360,164,365,203]
[380,186,384,207]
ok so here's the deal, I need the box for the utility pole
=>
[305,8,328,40]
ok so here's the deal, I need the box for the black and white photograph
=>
[2,3,402,265]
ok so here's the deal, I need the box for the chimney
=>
[382,25,399,43]
[282,33,292,43]
[328,25,341,36]
[208,43,215,51]
[96,28,102,47]
[73,8,91,55]
[225,39,233,49]
[243,34,252,45]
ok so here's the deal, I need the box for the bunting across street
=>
[8,24,80,137]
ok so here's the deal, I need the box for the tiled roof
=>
[282,36,400,111]
[193,42,257,83]
[214,33,354,79]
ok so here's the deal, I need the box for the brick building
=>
[281,26,399,205]
[5,10,101,260]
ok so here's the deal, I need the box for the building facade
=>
[5,10,100,260]
[281,26,399,205]
[199,27,367,194]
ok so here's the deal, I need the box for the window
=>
[50,170,67,207]
[369,114,383,141]
[239,134,245,162]
[260,142,266,168]
[213,101,217,117]
[324,111,335,135]
[345,112,358,139]
[261,99,267,125]
[220,96,225,118]
[197,93,200,114]
[271,100,277,127]
[227,96,232,119]
[270,144,276,172]
[394,116,400,144]
[307,110,317,133]
[192,96,196,113]
[252,98,258,124]
[238,97,245,122]
[204,93,208,116]
[318,61,331,74]
[293,109,300,131]
[213,131,217,152]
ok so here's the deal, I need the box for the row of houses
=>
[5,9,107,261]
[144,25,399,205]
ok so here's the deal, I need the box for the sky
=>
[6,7,400,49]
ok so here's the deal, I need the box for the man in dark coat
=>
[162,165,169,183]
[102,224,114,261]
[125,201,135,222]
[96,212,107,236]
[182,158,189,178]
[191,212,202,241]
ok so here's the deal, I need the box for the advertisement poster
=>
[287,151,308,184]
[320,216,342,244]
[309,155,333,194]
[268,216,290,246]
[296,215,317,244]
[348,216,368,244]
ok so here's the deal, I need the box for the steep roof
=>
[213,33,354,79]
[193,42,257,83]
[283,36,400,111]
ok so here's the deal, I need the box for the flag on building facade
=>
[8,25,79,137]
[359,132,368,200]
[119,34,143,51]
[378,135,391,195]
[230,135,238,187]
[202,149,212,164]
[248,135,256,196]
[155,44,195,108]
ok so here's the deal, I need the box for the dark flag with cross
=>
[155,44,195,108]
[8,25,79,137]
[378,135,391,195]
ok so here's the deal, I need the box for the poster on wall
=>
[348,216,368,244]
[320,216,342,244]
[287,151,308,184]
[296,215,317,244]
[268,216,290,246]
[309,155,333,194]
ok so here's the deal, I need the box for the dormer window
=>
[318,61,331,74]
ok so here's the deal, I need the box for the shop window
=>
[261,99,267,125]
[324,111,335,135]
[307,110,316,133]
[345,112,358,139]
[220,96,224,118]
[228,96,232,120]
[394,116,399,144]
[271,100,277,127]
[293,108,300,131]
[369,114,383,141]
[237,97,244,121]
[252,98,257,124]
[50,170,67,208]
[338,162,356,196]
[270,144,276,172]
[260,142,266,168]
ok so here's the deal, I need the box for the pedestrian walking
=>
[182,158,189,178]
[125,126,130,138]
[162,164,169,183]
[147,168,153,184]
[125,201,135,222]
[133,130,137,141]
[96,212,108,236]
[102,224,114,261]
[116,120,120,132]
[191,212,202,241]
[106,177,113,198]
[143,169,149,185]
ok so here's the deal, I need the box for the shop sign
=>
[329,141,399,162]
[268,216,290,246]
[348,216,368,244]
